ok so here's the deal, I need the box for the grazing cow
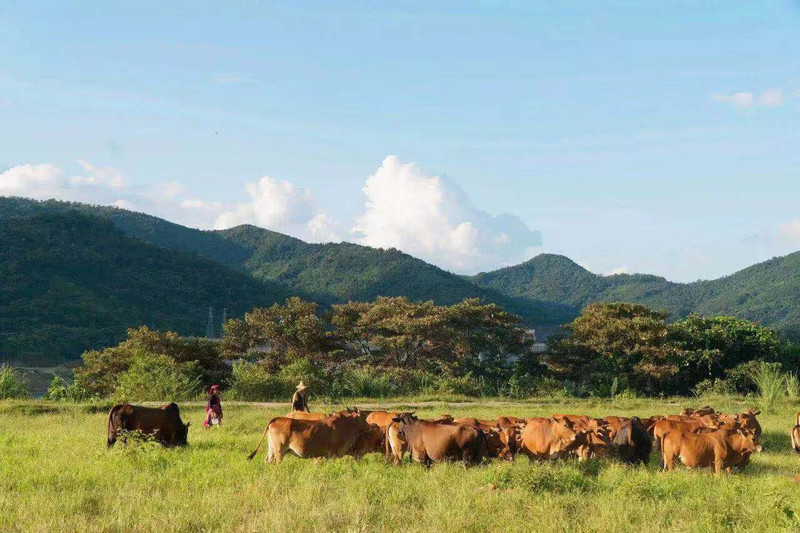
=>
[107,403,190,447]
[792,412,800,453]
[652,419,715,451]
[681,406,718,417]
[285,411,329,421]
[517,417,586,460]
[661,429,762,474]
[737,409,762,438]
[389,413,485,467]
[612,416,652,465]
[452,417,516,460]
[247,409,378,463]
[601,416,629,441]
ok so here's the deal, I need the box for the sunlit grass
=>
[2,397,800,532]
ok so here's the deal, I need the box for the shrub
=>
[43,375,91,402]
[0,365,29,399]
[228,360,291,401]
[277,358,331,394]
[113,350,200,402]
[338,367,397,398]
[753,362,785,412]
[787,372,800,400]
[436,374,482,396]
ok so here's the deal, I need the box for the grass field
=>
[2,396,800,532]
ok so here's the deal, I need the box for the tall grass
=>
[0,398,798,532]
[0,365,29,399]
[787,372,800,400]
[752,362,785,412]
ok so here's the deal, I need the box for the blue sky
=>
[1,1,799,280]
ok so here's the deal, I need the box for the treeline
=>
[47,298,800,402]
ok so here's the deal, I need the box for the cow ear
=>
[185,422,191,427]
[753,410,761,416]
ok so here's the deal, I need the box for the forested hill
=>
[470,253,800,339]
[0,210,289,365]
[2,196,799,365]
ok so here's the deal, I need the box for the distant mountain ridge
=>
[2,196,798,365]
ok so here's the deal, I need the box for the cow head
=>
[548,418,582,458]
[734,428,763,454]
[738,409,762,438]
[177,422,190,446]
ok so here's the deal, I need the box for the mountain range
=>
[2,196,798,365]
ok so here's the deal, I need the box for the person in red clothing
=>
[203,384,223,428]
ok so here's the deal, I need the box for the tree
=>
[668,314,782,386]
[550,303,678,393]
[236,297,331,367]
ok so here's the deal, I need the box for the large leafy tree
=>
[668,314,781,383]
[548,302,678,393]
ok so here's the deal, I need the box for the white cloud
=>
[112,199,137,210]
[352,156,542,273]
[713,88,788,109]
[778,218,800,242]
[214,175,340,242]
[0,164,64,198]
[76,159,124,189]
[607,266,628,275]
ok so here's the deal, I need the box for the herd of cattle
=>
[107,402,776,474]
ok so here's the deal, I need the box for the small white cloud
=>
[112,199,137,210]
[150,181,183,200]
[607,266,628,275]
[778,218,800,242]
[180,198,223,211]
[352,156,542,273]
[713,88,789,109]
[759,88,784,108]
[76,159,125,189]
[214,175,340,242]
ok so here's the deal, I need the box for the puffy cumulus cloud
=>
[713,88,790,109]
[352,156,542,273]
[0,163,65,198]
[214,176,340,242]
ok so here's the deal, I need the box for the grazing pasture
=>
[2,397,800,532]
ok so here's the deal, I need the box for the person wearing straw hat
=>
[291,381,310,412]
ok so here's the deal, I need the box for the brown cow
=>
[517,417,585,460]
[389,413,485,467]
[737,409,762,438]
[652,419,716,451]
[792,412,800,453]
[366,411,399,430]
[661,429,762,474]
[453,417,516,460]
[285,411,329,421]
[107,403,190,447]
[681,406,718,417]
[247,409,379,463]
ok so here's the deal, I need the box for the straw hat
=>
[296,381,308,391]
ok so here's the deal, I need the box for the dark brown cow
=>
[681,406,718,417]
[247,409,379,463]
[661,429,762,474]
[107,403,190,447]
[389,413,485,467]
[612,417,652,465]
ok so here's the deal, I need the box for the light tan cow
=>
[661,429,762,474]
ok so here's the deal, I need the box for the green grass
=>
[2,397,800,532]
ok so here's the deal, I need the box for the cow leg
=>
[714,457,723,476]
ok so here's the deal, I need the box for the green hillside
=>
[471,253,800,338]
[0,210,288,365]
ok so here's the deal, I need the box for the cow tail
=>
[248,417,279,460]
[384,423,393,461]
[107,405,122,447]
[660,430,670,469]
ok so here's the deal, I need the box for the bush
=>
[753,362,785,412]
[436,374,482,396]
[228,360,292,401]
[43,375,90,402]
[0,365,29,399]
[338,367,397,397]
[113,350,200,402]
[787,372,800,400]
